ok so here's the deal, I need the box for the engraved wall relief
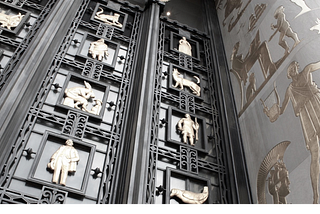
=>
[217,0,320,204]
[229,5,300,115]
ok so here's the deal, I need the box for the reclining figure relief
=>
[0,11,24,30]
[170,186,209,204]
[94,7,122,28]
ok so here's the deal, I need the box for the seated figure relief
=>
[0,11,24,30]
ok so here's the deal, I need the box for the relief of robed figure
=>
[278,60,320,203]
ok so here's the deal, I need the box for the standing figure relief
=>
[177,114,199,146]
[178,37,192,56]
[269,6,300,55]
[278,60,320,203]
[47,139,80,186]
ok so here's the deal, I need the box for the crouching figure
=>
[170,186,209,204]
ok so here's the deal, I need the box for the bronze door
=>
[0,0,251,204]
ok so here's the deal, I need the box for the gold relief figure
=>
[0,11,24,30]
[178,37,192,56]
[227,0,252,32]
[222,0,242,26]
[172,68,201,96]
[89,38,109,61]
[230,31,276,108]
[268,161,290,204]
[246,73,256,102]
[47,139,80,186]
[279,60,320,203]
[94,7,122,28]
[248,4,266,32]
[170,186,209,204]
[63,81,96,113]
[257,141,290,204]
[177,114,199,146]
[269,6,300,55]
[260,82,281,123]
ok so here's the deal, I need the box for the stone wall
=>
[216,0,320,204]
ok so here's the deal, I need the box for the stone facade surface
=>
[216,0,320,204]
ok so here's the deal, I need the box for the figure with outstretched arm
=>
[280,60,320,203]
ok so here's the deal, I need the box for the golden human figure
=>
[47,139,80,186]
[178,37,192,56]
[270,6,300,55]
[267,161,290,204]
[280,60,320,203]
[177,114,199,146]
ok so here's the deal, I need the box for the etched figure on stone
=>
[170,186,209,204]
[94,7,123,28]
[63,81,95,113]
[177,114,199,146]
[279,60,320,203]
[0,11,24,30]
[268,161,290,204]
[89,38,109,61]
[47,139,80,186]
[230,31,276,108]
[222,0,242,26]
[178,37,192,56]
[172,68,201,96]
[246,72,256,102]
[269,6,300,55]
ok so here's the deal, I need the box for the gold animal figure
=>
[95,7,122,28]
[170,186,209,204]
[172,68,201,96]
[0,12,24,30]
